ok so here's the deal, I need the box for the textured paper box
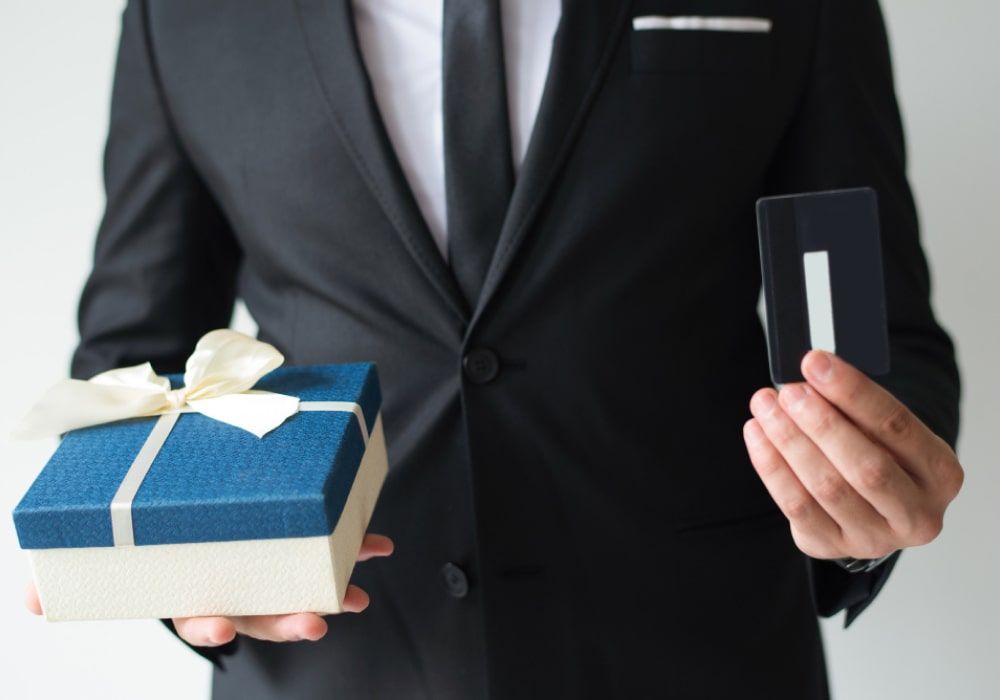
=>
[13,364,387,621]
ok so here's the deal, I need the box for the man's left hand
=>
[743,350,964,561]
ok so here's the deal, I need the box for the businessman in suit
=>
[25,0,963,697]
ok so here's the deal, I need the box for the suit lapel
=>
[294,0,469,323]
[470,0,631,327]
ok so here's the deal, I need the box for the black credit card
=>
[756,187,890,384]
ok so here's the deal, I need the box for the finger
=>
[173,616,237,647]
[358,533,394,561]
[801,351,954,488]
[341,584,370,613]
[232,612,329,642]
[25,583,42,616]
[751,388,889,549]
[743,418,842,559]
[231,586,370,642]
[778,382,923,534]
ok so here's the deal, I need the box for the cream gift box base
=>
[29,416,387,622]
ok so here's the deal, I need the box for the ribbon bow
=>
[14,329,300,439]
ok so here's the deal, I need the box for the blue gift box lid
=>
[13,363,381,549]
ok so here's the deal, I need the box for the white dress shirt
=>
[352,0,562,260]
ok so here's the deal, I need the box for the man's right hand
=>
[24,532,394,646]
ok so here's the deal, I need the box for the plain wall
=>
[0,1,996,697]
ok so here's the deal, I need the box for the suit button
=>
[441,562,469,598]
[463,348,499,384]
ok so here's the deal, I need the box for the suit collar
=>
[294,0,470,324]
[293,0,629,330]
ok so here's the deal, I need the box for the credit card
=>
[756,187,890,384]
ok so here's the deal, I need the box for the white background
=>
[1,1,997,697]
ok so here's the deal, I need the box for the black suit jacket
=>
[71,1,960,698]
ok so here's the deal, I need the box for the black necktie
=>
[442,0,514,307]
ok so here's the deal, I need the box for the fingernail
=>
[752,391,777,417]
[780,384,808,411]
[805,351,833,382]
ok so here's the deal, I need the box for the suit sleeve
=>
[71,0,242,666]
[762,0,961,626]
[72,0,242,381]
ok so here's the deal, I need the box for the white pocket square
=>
[632,15,772,33]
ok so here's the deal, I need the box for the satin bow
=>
[13,329,300,439]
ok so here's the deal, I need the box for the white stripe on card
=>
[632,15,772,33]
[803,251,836,353]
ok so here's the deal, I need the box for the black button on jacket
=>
[71,2,960,699]
[463,348,500,384]
[441,562,470,598]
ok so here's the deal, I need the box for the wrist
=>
[833,551,897,573]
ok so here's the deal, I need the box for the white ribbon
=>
[13,329,300,440]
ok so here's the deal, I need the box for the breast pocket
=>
[630,15,773,74]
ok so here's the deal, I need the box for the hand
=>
[743,350,963,561]
[25,532,394,646]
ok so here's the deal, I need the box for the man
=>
[26,0,963,697]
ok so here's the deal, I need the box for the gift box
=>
[12,334,388,622]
